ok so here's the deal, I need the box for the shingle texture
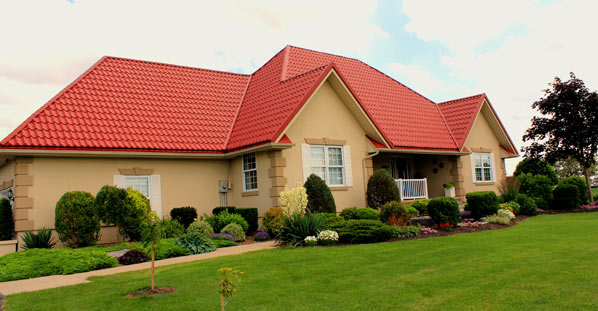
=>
[1,46,509,153]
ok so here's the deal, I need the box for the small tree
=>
[55,191,100,247]
[366,169,400,209]
[218,267,243,311]
[513,157,558,185]
[522,73,598,205]
[304,174,336,214]
[141,211,162,291]
[0,198,14,240]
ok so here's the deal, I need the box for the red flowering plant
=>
[438,222,454,231]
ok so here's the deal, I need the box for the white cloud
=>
[401,0,598,174]
[0,0,386,138]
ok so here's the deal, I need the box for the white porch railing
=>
[396,178,428,200]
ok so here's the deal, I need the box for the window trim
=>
[472,152,494,182]
[242,152,258,192]
[309,145,346,186]
[124,175,151,198]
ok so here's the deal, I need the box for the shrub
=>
[354,208,380,220]
[254,231,270,241]
[169,207,197,229]
[366,169,400,209]
[328,220,393,244]
[499,201,520,214]
[304,174,336,214]
[211,233,235,241]
[482,214,512,225]
[213,206,236,215]
[513,157,558,185]
[552,183,580,210]
[95,185,149,242]
[20,228,56,250]
[160,218,185,238]
[143,238,190,260]
[404,205,420,217]
[0,248,117,282]
[235,208,258,234]
[411,199,430,215]
[0,198,13,240]
[118,249,148,265]
[55,191,100,248]
[187,220,214,236]
[176,232,217,255]
[261,207,285,237]
[427,197,460,227]
[560,176,589,205]
[278,213,325,246]
[391,226,420,238]
[222,223,246,242]
[339,207,358,220]
[122,189,151,241]
[380,201,409,226]
[465,191,499,220]
[214,211,249,233]
[317,230,339,245]
[279,183,308,216]
[515,193,538,216]
[499,176,521,202]
[316,213,344,227]
[518,173,554,209]
[212,239,237,248]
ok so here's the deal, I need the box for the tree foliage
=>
[522,73,598,205]
[513,157,558,185]
[554,157,597,179]
[304,174,336,214]
[366,169,400,209]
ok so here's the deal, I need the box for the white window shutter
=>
[343,146,353,187]
[490,153,496,182]
[113,175,125,188]
[470,154,477,183]
[301,144,311,182]
[150,175,162,219]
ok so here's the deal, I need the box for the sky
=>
[1,0,598,175]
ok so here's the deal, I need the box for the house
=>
[0,45,518,246]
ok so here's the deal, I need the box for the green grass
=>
[5,213,598,310]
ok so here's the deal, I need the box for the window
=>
[242,152,258,191]
[310,145,345,186]
[124,175,150,198]
[473,153,493,182]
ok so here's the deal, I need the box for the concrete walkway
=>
[0,241,276,296]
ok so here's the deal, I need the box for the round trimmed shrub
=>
[517,173,553,210]
[366,169,400,210]
[379,201,409,226]
[55,191,100,248]
[515,193,538,216]
[411,199,430,215]
[328,220,393,244]
[215,211,249,233]
[340,207,359,220]
[315,213,344,227]
[427,197,460,227]
[169,206,197,229]
[465,191,499,220]
[261,207,284,237]
[0,198,14,240]
[513,158,558,185]
[118,249,148,265]
[187,220,214,236]
[552,183,580,210]
[354,208,380,220]
[221,223,246,242]
[304,174,336,214]
[560,176,589,205]
[122,189,150,241]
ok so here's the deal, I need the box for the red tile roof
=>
[438,94,485,149]
[1,45,513,154]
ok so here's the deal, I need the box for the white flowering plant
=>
[317,230,339,245]
[498,209,515,221]
[304,235,318,247]
[279,182,308,216]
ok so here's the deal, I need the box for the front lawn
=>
[6,213,598,310]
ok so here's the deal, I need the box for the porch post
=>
[450,156,466,202]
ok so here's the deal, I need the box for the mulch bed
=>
[126,287,176,297]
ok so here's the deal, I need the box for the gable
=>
[463,100,517,157]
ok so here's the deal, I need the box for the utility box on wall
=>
[218,180,228,193]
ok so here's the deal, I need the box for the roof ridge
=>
[0,56,109,146]
[281,64,330,83]
[224,74,253,150]
[103,55,250,77]
[286,45,362,62]
[434,102,461,151]
[438,93,485,105]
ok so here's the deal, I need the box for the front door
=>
[391,157,413,179]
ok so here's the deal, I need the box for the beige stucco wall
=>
[373,153,454,199]
[228,151,274,215]
[0,159,15,184]
[461,111,508,194]
[282,80,374,211]
[28,157,229,233]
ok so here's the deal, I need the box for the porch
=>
[372,152,464,201]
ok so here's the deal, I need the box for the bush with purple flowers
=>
[254,231,270,241]
[211,233,235,242]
